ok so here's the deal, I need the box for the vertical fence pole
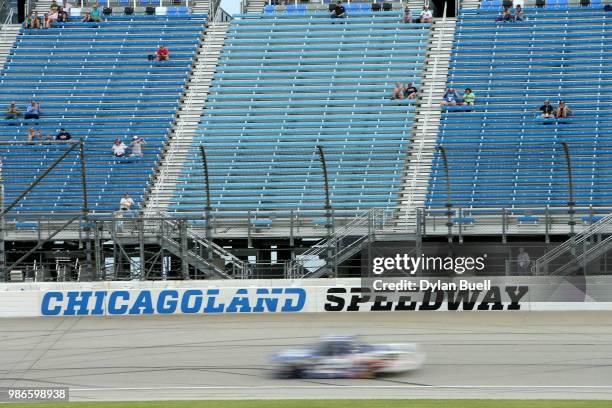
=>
[437,145,453,243]
[199,145,213,260]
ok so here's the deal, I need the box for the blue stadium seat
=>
[481,0,502,8]
[286,4,306,13]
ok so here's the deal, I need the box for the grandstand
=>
[1,0,612,281]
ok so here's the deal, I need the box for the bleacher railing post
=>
[502,207,507,243]
[545,206,550,243]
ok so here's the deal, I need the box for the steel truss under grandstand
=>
[3,204,612,282]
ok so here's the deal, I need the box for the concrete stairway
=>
[34,0,53,13]
[192,0,213,14]
[407,0,427,11]
[0,24,20,69]
[145,19,230,213]
[460,0,481,8]
[396,16,456,230]
[243,0,265,13]
[192,0,221,15]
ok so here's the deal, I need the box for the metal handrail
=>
[0,6,14,47]
[534,212,612,271]
[551,234,612,276]
[287,207,394,277]
[158,211,249,276]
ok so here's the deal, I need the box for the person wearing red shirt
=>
[156,45,170,61]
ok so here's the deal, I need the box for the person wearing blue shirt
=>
[24,101,42,119]
[440,88,460,107]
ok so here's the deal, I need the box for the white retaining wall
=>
[1,278,611,317]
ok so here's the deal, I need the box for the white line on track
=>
[71,385,612,392]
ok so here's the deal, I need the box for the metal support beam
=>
[317,145,335,278]
[6,215,81,274]
[180,219,190,279]
[437,145,453,243]
[317,145,334,236]
[560,141,576,236]
[199,145,213,261]
[138,217,146,281]
[93,223,102,280]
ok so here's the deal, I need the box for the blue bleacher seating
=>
[481,0,502,9]
[169,11,431,217]
[427,7,612,212]
[0,14,206,216]
[285,4,306,13]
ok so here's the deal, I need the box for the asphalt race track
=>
[1,312,612,401]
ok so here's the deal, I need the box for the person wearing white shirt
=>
[120,193,135,211]
[516,247,531,275]
[112,139,127,157]
[420,5,433,23]
[130,136,145,157]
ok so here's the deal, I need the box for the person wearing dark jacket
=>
[331,1,346,20]
[55,128,71,141]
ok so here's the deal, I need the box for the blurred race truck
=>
[271,335,425,379]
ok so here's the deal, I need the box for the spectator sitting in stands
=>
[403,6,413,23]
[539,99,554,118]
[24,101,42,120]
[89,4,103,22]
[515,5,525,21]
[25,12,41,29]
[499,6,514,22]
[555,100,572,118]
[404,82,418,99]
[5,102,21,120]
[155,45,170,61]
[420,5,433,23]
[44,10,59,28]
[82,11,93,22]
[130,136,145,157]
[440,88,460,107]
[57,7,69,23]
[56,128,71,141]
[27,128,41,143]
[120,193,135,211]
[461,88,476,105]
[330,1,346,21]
[391,82,405,100]
[112,139,128,157]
